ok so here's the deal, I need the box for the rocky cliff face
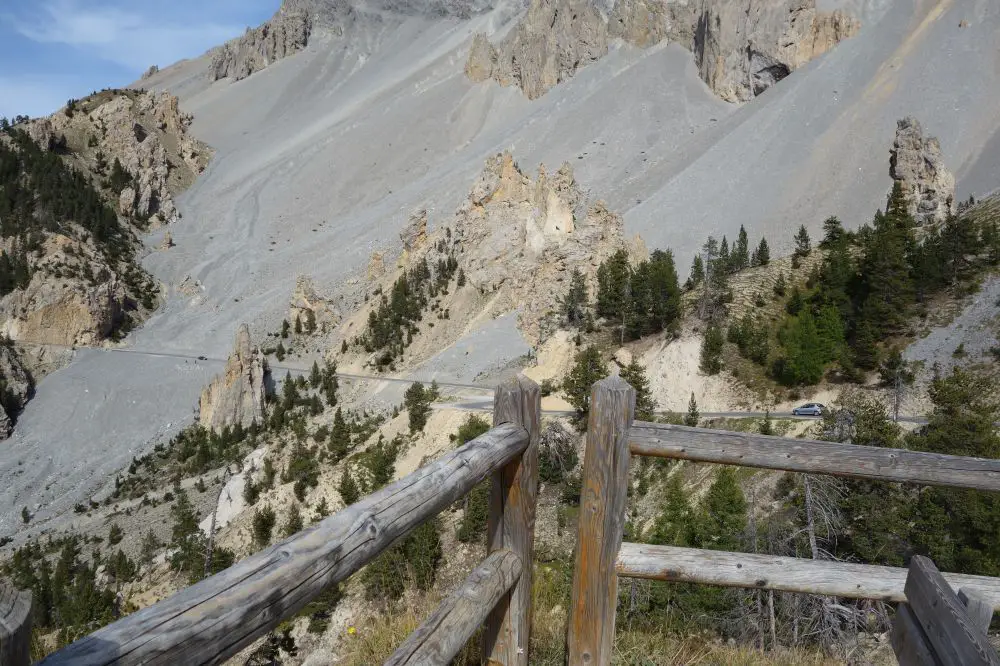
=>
[199,325,270,432]
[692,0,859,102]
[467,0,858,101]
[466,0,609,100]
[0,345,32,439]
[210,9,312,82]
[26,90,210,227]
[890,117,955,226]
[0,236,126,347]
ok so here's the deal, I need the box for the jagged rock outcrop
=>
[0,235,126,347]
[199,325,269,432]
[692,0,860,101]
[400,209,429,254]
[465,0,609,100]
[26,89,210,227]
[210,10,312,82]
[443,152,627,343]
[467,0,858,101]
[890,117,955,226]
[0,345,32,438]
[141,65,159,79]
[289,275,340,332]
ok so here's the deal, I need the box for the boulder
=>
[890,117,955,225]
[198,324,269,432]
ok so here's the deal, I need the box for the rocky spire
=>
[198,324,269,431]
[890,117,955,226]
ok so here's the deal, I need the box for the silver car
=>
[792,403,825,417]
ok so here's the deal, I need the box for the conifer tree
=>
[685,393,700,427]
[328,408,351,462]
[562,346,608,420]
[561,268,589,328]
[252,505,276,548]
[404,382,432,434]
[732,225,750,271]
[821,216,845,247]
[283,503,303,537]
[794,225,812,258]
[699,324,724,375]
[620,359,657,421]
[752,237,770,266]
[309,361,321,389]
[338,468,360,506]
[696,468,747,551]
[689,254,705,287]
[718,236,731,272]
[649,475,693,546]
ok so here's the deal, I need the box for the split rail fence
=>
[2,374,999,665]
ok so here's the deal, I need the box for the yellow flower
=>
[347,626,357,636]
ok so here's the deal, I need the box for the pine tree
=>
[821,216,845,247]
[732,225,750,271]
[283,503,303,538]
[294,315,303,335]
[699,324,724,375]
[404,382,432,434]
[339,469,360,505]
[252,505,276,548]
[620,359,657,420]
[561,268,589,328]
[773,271,787,297]
[281,319,290,339]
[309,361,321,389]
[689,254,705,287]
[595,249,631,321]
[752,237,770,266]
[685,393,700,427]
[695,468,747,551]
[328,408,351,462]
[562,346,608,419]
[649,475,693,546]
[718,236,731,273]
[794,225,812,258]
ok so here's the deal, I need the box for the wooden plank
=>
[904,556,1000,666]
[892,604,940,666]
[629,421,1000,491]
[0,580,32,666]
[485,376,540,666]
[616,543,1000,610]
[567,376,635,666]
[387,549,522,666]
[40,422,530,666]
[959,589,995,632]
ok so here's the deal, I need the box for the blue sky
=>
[0,0,278,119]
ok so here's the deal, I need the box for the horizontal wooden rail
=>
[616,543,1000,610]
[629,421,1000,492]
[386,549,522,665]
[41,422,530,666]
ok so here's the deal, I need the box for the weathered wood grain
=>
[629,422,1000,491]
[904,556,1000,666]
[616,543,1000,610]
[567,376,635,666]
[959,589,994,632]
[40,422,529,666]
[892,604,939,666]
[387,549,522,666]
[0,580,32,666]
[485,376,540,666]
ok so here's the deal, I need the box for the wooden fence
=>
[567,376,1000,666]
[22,376,540,666]
[4,374,1000,665]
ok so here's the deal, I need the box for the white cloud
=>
[8,0,247,72]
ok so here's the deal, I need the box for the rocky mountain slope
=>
[4,0,1000,537]
[466,0,859,100]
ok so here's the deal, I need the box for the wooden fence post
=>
[484,375,540,665]
[567,375,636,666]
[0,579,32,666]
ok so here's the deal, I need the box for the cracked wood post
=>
[484,375,540,665]
[567,376,636,666]
[0,579,33,666]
